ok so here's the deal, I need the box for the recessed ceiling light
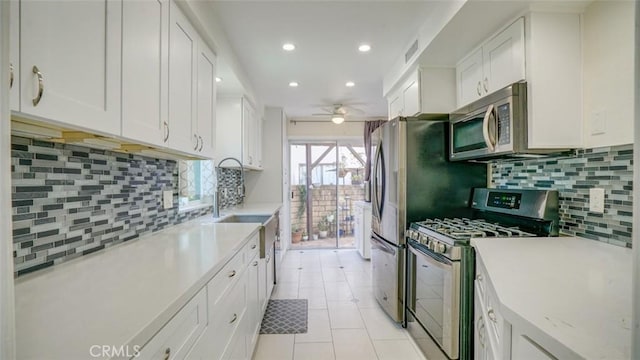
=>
[345,81,355,87]
[282,43,296,51]
[215,77,222,83]
[358,44,371,52]
[289,81,299,87]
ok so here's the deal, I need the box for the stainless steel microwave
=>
[449,82,527,161]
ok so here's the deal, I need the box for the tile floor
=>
[252,249,427,360]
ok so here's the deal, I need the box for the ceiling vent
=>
[405,39,419,64]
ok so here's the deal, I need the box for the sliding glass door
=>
[289,141,366,249]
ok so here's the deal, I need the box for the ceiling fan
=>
[311,104,364,124]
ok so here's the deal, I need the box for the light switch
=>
[591,110,606,135]
[163,190,174,210]
[589,188,605,213]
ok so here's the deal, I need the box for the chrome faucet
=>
[214,157,245,217]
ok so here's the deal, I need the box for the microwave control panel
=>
[497,103,511,145]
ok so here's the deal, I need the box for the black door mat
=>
[260,299,308,334]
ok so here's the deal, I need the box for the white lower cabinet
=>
[265,245,275,302]
[474,256,511,360]
[136,288,208,360]
[140,232,268,360]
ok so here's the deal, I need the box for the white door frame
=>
[1,0,17,358]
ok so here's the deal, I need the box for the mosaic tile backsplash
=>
[491,144,633,248]
[217,167,244,208]
[11,136,212,277]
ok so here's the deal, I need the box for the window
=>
[178,160,215,210]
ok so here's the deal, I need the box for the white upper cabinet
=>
[456,18,525,107]
[217,96,262,170]
[9,0,19,111]
[196,43,217,159]
[121,0,169,147]
[19,0,122,135]
[387,67,456,119]
[168,1,198,154]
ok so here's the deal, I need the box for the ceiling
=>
[209,1,437,121]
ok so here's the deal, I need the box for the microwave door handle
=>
[482,104,496,151]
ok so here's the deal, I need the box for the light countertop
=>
[14,217,262,360]
[218,202,283,217]
[472,237,632,359]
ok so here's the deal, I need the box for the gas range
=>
[406,218,536,260]
[406,188,560,261]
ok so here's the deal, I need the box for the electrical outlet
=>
[589,188,605,213]
[163,190,173,210]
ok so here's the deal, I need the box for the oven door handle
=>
[371,233,396,255]
[409,244,453,270]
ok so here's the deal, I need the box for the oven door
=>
[407,243,460,359]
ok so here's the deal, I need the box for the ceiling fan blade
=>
[343,106,365,115]
[311,113,331,116]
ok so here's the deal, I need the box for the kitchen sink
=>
[215,214,271,224]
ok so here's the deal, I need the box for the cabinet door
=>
[456,48,483,107]
[169,1,198,154]
[474,289,487,360]
[121,0,168,147]
[258,259,267,311]
[196,43,217,158]
[256,115,263,169]
[246,256,260,354]
[402,75,421,117]
[266,247,275,298]
[20,0,122,135]
[215,97,243,161]
[483,18,525,95]
[388,92,402,120]
[9,0,19,111]
[242,100,253,166]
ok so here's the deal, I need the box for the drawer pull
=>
[230,313,238,324]
[9,63,14,88]
[198,135,203,151]
[483,77,489,92]
[252,261,258,266]
[477,316,485,348]
[163,347,170,360]
[193,134,199,150]
[476,274,483,281]
[163,122,169,142]
[487,308,497,322]
[476,81,482,96]
[251,244,257,249]
[228,270,236,278]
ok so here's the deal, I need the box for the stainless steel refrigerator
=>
[370,116,487,322]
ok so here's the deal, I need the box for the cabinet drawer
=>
[137,287,207,360]
[208,271,248,360]
[245,233,259,262]
[209,249,246,306]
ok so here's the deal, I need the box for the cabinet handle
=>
[253,261,258,266]
[230,313,238,324]
[193,134,199,150]
[477,316,486,348]
[32,66,44,106]
[9,63,14,89]
[198,136,203,151]
[163,347,170,360]
[266,255,270,263]
[483,77,489,93]
[476,274,483,281]
[163,122,169,142]
[487,308,497,322]
[228,270,236,278]
[251,244,257,249]
[476,81,482,96]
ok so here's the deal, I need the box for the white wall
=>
[1,1,16,358]
[287,120,364,139]
[244,107,284,203]
[583,0,635,147]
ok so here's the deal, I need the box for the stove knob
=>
[436,243,447,254]
[429,241,437,251]
[409,230,418,241]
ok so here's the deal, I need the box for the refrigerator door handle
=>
[375,143,385,219]
[372,142,381,218]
